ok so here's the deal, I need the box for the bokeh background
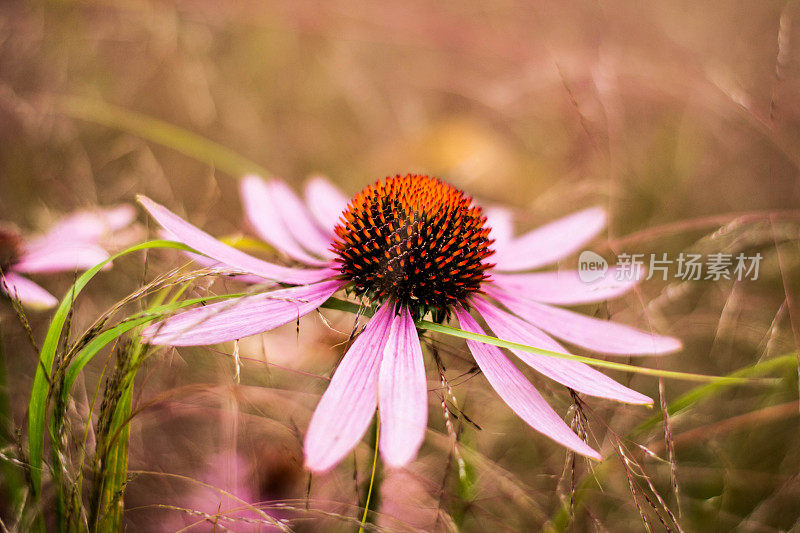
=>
[2,1,800,531]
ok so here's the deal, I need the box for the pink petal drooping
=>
[473,298,652,405]
[455,306,602,460]
[304,301,396,473]
[378,305,428,468]
[143,280,343,346]
[491,265,642,305]
[138,195,336,284]
[486,286,682,356]
[0,271,58,309]
[493,207,607,272]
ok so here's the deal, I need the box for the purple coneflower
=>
[0,206,135,309]
[139,174,680,471]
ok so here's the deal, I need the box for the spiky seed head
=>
[332,174,494,319]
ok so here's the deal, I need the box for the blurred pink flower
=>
[139,174,680,472]
[0,205,136,309]
[160,452,286,532]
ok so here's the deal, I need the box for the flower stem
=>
[320,297,774,385]
[0,319,26,518]
[358,415,381,533]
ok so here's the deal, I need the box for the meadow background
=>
[1,1,800,531]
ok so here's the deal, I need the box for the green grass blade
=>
[96,340,142,532]
[27,240,193,496]
[320,298,773,385]
[62,293,243,400]
[57,96,270,178]
[62,318,152,398]
[634,352,799,433]
[102,384,132,532]
[0,321,26,517]
[545,352,796,532]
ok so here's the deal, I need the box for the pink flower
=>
[156,451,285,532]
[187,452,280,532]
[139,174,681,472]
[0,206,136,309]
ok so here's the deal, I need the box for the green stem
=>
[0,320,9,440]
[57,96,270,179]
[358,416,381,533]
[544,351,799,532]
[27,240,194,499]
[0,319,25,517]
[320,298,772,385]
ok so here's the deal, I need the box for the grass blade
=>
[27,240,193,497]
[57,96,270,179]
[634,352,799,433]
[320,298,773,385]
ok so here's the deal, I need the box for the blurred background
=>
[1,1,800,531]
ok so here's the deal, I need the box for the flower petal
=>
[138,195,335,284]
[454,307,601,460]
[493,207,607,272]
[269,180,335,259]
[492,265,641,305]
[100,204,138,232]
[240,175,331,266]
[378,306,428,468]
[14,244,110,274]
[484,206,514,248]
[486,286,682,356]
[473,298,652,404]
[182,251,273,286]
[304,175,349,232]
[160,227,265,283]
[163,225,273,286]
[26,205,136,250]
[304,300,396,472]
[142,280,344,346]
[0,272,58,309]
